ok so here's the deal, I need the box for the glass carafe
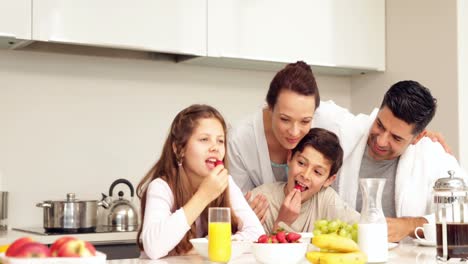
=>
[358,178,388,263]
[434,170,468,262]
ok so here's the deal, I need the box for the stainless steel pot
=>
[36,193,109,232]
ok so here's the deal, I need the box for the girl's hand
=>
[198,163,229,202]
[275,189,301,227]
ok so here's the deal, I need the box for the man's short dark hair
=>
[291,128,343,177]
[381,80,437,134]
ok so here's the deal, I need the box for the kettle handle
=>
[109,178,135,197]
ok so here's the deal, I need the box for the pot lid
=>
[433,170,467,191]
[43,193,98,203]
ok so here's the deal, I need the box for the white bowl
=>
[189,238,252,260]
[298,232,313,244]
[252,242,308,264]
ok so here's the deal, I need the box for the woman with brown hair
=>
[228,61,320,222]
[136,104,264,260]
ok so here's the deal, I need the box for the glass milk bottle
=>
[434,170,468,262]
[358,178,388,263]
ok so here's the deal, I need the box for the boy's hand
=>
[245,192,269,223]
[275,189,301,227]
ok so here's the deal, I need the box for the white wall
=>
[0,48,351,227]
[458,0,468,167]
[351,0,460,160]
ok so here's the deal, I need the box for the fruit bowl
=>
[0,252,106,264]
[189,238,252,260]
[252,242,308,264]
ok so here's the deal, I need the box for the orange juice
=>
[208,222,231,262]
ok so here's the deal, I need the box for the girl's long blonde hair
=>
[136,104,239,255]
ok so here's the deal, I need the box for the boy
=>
[250,128,359,233]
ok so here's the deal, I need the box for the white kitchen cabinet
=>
[32,0,207,56]
[205,0,385,72]
[0,0,31,48]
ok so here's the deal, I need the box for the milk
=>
[358,223,388,263]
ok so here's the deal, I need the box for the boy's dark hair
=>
[266,61,320,110]
[381,80,437,134]
[291,128,343,177]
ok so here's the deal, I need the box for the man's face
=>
[367,106,423,161]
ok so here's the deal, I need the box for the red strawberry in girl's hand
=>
[214,160,224,166]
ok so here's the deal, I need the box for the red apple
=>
[50,236,77,257]
[10,242,50,258]
[57,239,96,257]
[5,237,35,257]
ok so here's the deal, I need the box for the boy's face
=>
[286,146,336,203]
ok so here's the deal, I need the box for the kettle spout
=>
[98,193,111,209]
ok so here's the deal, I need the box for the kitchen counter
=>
[106,238,442,264]
[0,229,137,245]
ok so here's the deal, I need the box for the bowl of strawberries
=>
[252,230,308,264]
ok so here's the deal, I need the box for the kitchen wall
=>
[458,0,468,167]
[0,48,351,227]
[351,0,461,164]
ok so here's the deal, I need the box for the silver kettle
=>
[103,179,139,231]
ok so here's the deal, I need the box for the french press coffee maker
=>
[434,170,468,261]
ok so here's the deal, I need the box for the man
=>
[313,80,466,242]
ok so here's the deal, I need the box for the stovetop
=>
[13,226,136,236]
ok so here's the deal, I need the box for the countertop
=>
[106,238,443,264]
[0,229,137,245]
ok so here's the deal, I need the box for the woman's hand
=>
[245,192,269,223]
[275,189,301,228]
[198,164,229,203]
[424,130,453,155]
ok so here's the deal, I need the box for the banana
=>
[306,251,367,264]
[312,234,359,253]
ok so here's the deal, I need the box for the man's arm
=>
[386,217,428,242]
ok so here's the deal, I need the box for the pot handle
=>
[109,178,135,197]
[36,202,52,208]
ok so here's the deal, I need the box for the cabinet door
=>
[208,0,385,71]
[0,0,31,47]
[33,0,207,56]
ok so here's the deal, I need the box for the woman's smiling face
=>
[270,90,316,150]
[286,146,336,203]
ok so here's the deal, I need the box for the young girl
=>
[136,104,264,260]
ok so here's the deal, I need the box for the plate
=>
[413,238,436,247]
[388,242,399,250]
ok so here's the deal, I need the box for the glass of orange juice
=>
[208,207,231,263]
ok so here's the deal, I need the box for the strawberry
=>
[286,232,301,243]
[257,234,269,243]
[276,231,287,243]
[269,235,279,243]
[214,160,224,166]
